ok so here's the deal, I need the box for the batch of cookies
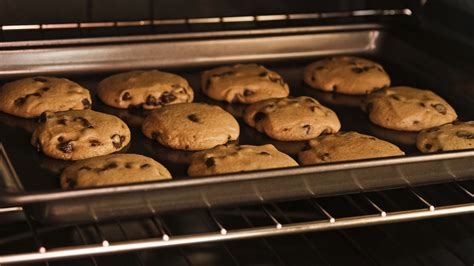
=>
[0,56,472,189]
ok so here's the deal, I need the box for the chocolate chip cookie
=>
[97,70,194,109]
[304,56,390,95]
[201,64,289,104]
[188,144,298,176]
[298,132,405,165]
[60,154,171,189]
[243,96,341,141]
[0,76,91,118]
[142,103,239,151]
[32,110,131,160]
[362,86,458,131]
[416,121,474,153]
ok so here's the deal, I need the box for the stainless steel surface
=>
[0,181,473,264]
[0,23,474,223]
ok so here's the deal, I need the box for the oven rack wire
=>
[0,180,473,265]
[0,9,412,32]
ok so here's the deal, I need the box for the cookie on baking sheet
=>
[97,70,194,110]
[363,86,457,131]
[304,56,390,95]
[187,144,298,176]
[201,64,289,104]
[0,76,91,118]
[142,103,239,151]
[243,96,341,141]
[298,132,405,165]
[32,110,131,160]
[416,121,474,153]
[60,154,171,189]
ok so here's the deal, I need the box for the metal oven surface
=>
[0,24,473,223]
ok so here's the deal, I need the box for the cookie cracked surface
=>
[60,154,171,189]
[32,110,131,160]
[188,144,298,176]
[97,70,194,109]
[416,121,474,153]
[201,64,289,104]
[0,76,91,118]
[243,96,341,141]
[304,56,390,95]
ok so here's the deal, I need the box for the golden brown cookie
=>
[416,121,474,153]
[243,96,340,141]
[298,131,405,165]
[363,86,457,131]
[97,70,193,109]
[32,110,131,160]
[142,103,239,151]
[304,56,390,95]
[201,64,289,104]
[60,154,171,189]
[0,76,91,118]
[188,144,298,176]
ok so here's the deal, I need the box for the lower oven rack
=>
[1,180,473,265]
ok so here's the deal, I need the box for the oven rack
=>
[1,180,473,265]
[0,8,412,46]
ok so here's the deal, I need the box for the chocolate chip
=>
[311,76,316,81]
[424,143,433,150]
[283,128,289,131]
[310,106,317,112]
[259,72,268,77]
[35,139,42,152]
[254,112,266,123]
[185,145,189,150]
[41,87,50,92]
[243,89,254,97]
[100,162,118,171]
[82,98,91,109]
[303,124,311,135]
[205,157,216,168]
[160,92,177,104]
[315,66,326,70]
[419,102,426,107]
[456,130,474,139]
[79,166,92,171]
[57,119,67,125]
[58,136,64,142]
[14,97,26,106]
[320,153,330,161]
[431,104,447,115]
[332,85,338,92]
[140,164,151,169]
[413,120,420,125]
[122,92,132,101]
[259,151,270,156]
[111,134,124,149]
[57,141,73,153]
[74,117,93,128]
[89,139,101,147]
[125,163,133,169]
[146,95,157,106]
[34,77,48,83]
[187,114,199,123]
[362,66,371,71]
[38,112,48,123]
[151,131,160,139]
[66,179,77,189]
[351,67,364,73]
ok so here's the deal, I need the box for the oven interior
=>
[0,0,474,265]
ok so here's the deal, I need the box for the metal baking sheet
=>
[0,24,473,223]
